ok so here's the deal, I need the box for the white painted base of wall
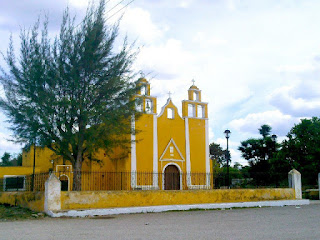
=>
[46,199,310,218]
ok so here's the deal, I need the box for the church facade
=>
[128,78,211,190]
[1,78,211,190]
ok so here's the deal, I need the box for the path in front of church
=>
[1,201,319,240]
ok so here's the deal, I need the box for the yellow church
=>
[1,78,211,191]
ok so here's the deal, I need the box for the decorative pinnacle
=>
[192,79,195,85]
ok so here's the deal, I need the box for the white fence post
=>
[44,174,61,212]
[288,169,302,199]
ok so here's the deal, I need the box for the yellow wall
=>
[135,114,154,172]
[189,118,206,173]
[0,166,41,178]
[23,146,58,172]
[0,192,44,212]
[157,100,186,173]
[61,188,295,210]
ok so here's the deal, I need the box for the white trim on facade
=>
[58,174,70,191]
[131,115,137,189]
[158,98,183,119]
[3,175,26,191]
[185,118,191,187]
[205,119,210,188]
[182,100,209,104]
[55,165,72,172]
[159,138,185,161]
[162,163,183,190]
[160,159,185,162]
[153,114,159,189]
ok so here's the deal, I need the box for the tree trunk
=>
[73,155,82,191]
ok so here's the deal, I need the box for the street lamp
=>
[224,129,231,188]
[50,160,54,172]
[271,134,277,152]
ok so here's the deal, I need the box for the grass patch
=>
[0,204,46,221]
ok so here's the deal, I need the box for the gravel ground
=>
[0,201,319,240]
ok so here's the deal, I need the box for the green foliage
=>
[0,152,12,166]
[277,117,320,184]
[0,204,45,221]
[0,0,140,190]
[209,142,231,167]
[238,125,282,186]
[259,124,272,138]
[0,152,22,166]
[238,125,279,165]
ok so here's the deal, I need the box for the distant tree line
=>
[0,152,22,166]
[210,117,320,187]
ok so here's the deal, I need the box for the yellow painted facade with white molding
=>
[2,78,211,190]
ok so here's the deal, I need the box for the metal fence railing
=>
[0,171,290,192]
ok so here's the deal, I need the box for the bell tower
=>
[131,78,158,189]
[136,78,157,114]
[182,80,208,119]
[182,80,210,189]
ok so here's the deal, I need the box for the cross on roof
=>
[192,79,195,85]
[168,91,172,99]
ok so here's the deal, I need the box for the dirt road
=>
[1,202,319,240]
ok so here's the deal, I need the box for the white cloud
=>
[69,0,90,8]
[226,0,237,11]
[0,132,22,154]
[178,0,194,8]
[192,32,227,46]
[230,110,299,136]
[276,63,316,73]
[135,38,194,78]
[119,7,166,42]
[269,82,320,117]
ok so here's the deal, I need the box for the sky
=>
[1,0,320,165]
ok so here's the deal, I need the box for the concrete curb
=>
[47,199,310,218]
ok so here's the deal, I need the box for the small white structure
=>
[44,174,61,212]
[318,173,320,200]
[288,169,302,199]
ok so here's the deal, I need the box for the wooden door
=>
[164,165,180,190]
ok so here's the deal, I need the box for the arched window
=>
[188,104,195,117]
[145,99,152,113]
[141,85,146,95]
[135,99,142,112]
[197,105,204,118]
[167,108,174,119]
[193,91,199,101]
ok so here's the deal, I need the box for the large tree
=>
[0,0,140,190]
[238,124,278,165]
[238,125,280,185]
[277,117,320,184]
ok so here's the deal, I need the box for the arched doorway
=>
[164,165,180,190]
[59,175,69,191]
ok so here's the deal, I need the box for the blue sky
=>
[1,0,320,165]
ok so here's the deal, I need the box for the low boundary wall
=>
[1,169,306,215]
[0,192,44,212]
[61,188,295,210]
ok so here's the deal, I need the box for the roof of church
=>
[189,85,199,90]
[138,77,148,83]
